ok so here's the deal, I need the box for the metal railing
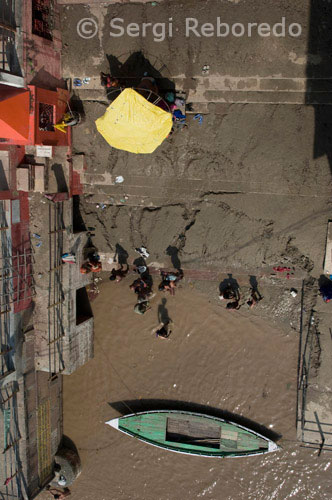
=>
[297,299,332,453]
[0,382,23,499]
[0,203,33,499]
[0,0,16,73]
[48,202,65,377]
[0,202,35,380]
[32,0,54,41]
[297,309,314,439]
[0,202,14,380]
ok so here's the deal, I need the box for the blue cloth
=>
[320,283,332,302]
[194,113,203,125]
[166,274,177,281]
[173,109,186,121]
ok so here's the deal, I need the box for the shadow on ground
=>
[108,399,281,442]
[306,0,332,174]
[104,51,175,101]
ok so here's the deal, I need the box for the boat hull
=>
[106,410,279,458]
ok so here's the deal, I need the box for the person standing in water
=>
[226,300,241,310]
[109,264,129,282]
[247,288,263,308]
[134,301,151,315]
[154,321,172,339]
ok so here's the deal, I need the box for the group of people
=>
[219,283,263,311]
[130,272,153,315]
[61,240,103,274]
[158,269,184,295]
[109,247,152,314]
[108,246,183,338]
[80,253,102,274]
[116,267,183,315]
[109,246,265,339]
[100,72,186,128]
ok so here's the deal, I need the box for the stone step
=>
[82,173,332,199]
[84,193,185,208]
[84,183,331,207]
[58,0,153,3]
[69,76,332,107]
[82,173,243,195]
[69,75,332,93]
[191,90,332,106]
[98,252,305,281]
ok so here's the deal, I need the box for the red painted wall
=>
[11,192,33,313]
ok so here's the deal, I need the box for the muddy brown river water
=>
[63,279,332,499]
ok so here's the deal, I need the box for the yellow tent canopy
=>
[95,88,173,154]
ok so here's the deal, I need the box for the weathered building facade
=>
[0,2,92,498]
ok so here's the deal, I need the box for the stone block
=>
[72,154,86,173]
[34,165,45,193]
[24,145,36,156]
[17,168,29,192]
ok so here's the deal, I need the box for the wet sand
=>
[63,278,332,500]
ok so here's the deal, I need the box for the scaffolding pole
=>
[48,202,65,377]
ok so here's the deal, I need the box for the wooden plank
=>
[3,437,21,454]
[167,417,220,439]
[220,438,238,449]
[47,334,65,345]
[221,429,238,441]
[47,299,64,309]
[0,369,15,380]
[0,23,16,33]
[0,389,18,404]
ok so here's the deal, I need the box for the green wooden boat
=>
[106,410,279,458]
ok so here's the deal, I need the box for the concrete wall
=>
[64,316,94,375]
[63,230,95,374]
[34,207,94,375]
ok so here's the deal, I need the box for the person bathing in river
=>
[247,288,263,308]
[226,300,241,311]
[155,321,172,339]
[109,264,129,282]
[134,301,151,315]
[130,277,150,295]
[219,285,236,301]
[159,270,183,295]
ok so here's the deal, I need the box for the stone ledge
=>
[57,0,159,4]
